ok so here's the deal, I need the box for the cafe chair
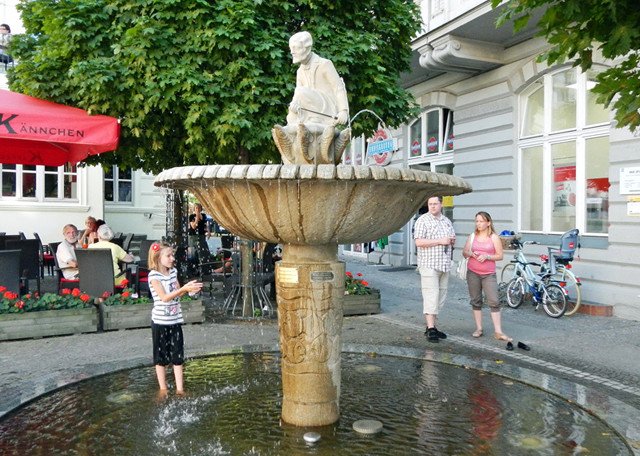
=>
[0,234,22,250]
[6,239,41,295]
[49,242,80,293]
[133,239,157,297]
[34,232,55,277]
[0,249,22,294]
[122,233,134,252]
[75,249,127,298]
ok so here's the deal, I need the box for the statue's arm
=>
[320,60,349,124]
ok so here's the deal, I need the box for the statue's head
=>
[289,31,313,65]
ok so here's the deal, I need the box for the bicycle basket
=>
[556,229,579,261]
[500,234,520,250]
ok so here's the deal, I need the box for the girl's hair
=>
[148,241,173,271]
[475,211,496,235]
[0,24,11,33]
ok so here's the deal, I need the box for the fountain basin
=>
[154,164,471,245]
[154,163,471,426]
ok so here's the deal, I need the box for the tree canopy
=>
[492,0,640,131]
[10,0,421,172]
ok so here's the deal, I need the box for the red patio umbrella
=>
[0,89,120,166]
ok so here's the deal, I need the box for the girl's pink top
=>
[468,235,497,275]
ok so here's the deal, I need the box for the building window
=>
[519,67,610,235]
[0,164,78,201]
[105,166,132,203]
[408,107,454,159]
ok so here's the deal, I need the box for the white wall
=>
[105,171,167,240]
[0,165,104,245]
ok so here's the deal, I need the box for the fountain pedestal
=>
[277,244,344,426]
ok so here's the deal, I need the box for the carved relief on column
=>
[276,258,345,426]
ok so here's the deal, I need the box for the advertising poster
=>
[554,165,576,210]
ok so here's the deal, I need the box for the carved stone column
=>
[276,243,344,426]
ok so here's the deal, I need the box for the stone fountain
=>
[155,32,471,427]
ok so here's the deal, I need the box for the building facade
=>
[343,0,640,320]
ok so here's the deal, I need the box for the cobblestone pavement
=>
[1,258,639,452]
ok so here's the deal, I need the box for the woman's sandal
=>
[494,332,513,342]
[472,329,483,338]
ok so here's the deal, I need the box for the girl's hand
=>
[184,280,203,293]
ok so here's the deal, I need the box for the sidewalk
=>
[1,257,639,451]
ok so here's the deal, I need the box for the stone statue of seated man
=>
[272,31,351,165]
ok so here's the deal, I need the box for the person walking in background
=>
[56,224,80,279]
[0,24,12,68]
[414,196,456,343]
[462,211,512,343]
[187,203,210,266]
[148,241,203,396]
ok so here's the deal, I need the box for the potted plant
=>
[0,286,97,340]
[343,272,381,316]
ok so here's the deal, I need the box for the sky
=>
[0,0,25,34]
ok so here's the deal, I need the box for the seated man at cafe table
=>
[89,224,134,285]
[56,224,80,279]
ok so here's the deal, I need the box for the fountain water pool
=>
[0,351,629,455]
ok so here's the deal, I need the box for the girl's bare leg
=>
[155,365,168,390]
[174,364,184,394]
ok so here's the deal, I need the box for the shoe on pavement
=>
[426,327,440,343]
[433,327,447,339]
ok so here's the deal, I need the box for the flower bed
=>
[100,291,153,331]
[343,271,380,316]
[100,292,204,331]
[0,287,97,341]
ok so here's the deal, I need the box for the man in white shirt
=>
[413,196,456,342]
[56,224,80,279]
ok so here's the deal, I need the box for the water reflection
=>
[0,353,629,455]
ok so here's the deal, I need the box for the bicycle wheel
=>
[553,266,582,316]
[542,283,567,318]
[500,262,517,284]
[506,277,525,308]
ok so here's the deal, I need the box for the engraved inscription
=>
[310,271,334,282]
[279,267,299,284]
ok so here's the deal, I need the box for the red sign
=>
[367,128,393,166]
[410,140,421,156]
[427,136,438,152]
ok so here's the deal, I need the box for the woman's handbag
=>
[457,257,469,280]
[456,232,475,280]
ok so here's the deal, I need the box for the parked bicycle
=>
[538,229,582,316]
[502,239,568,318]
[501,229,582,316]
